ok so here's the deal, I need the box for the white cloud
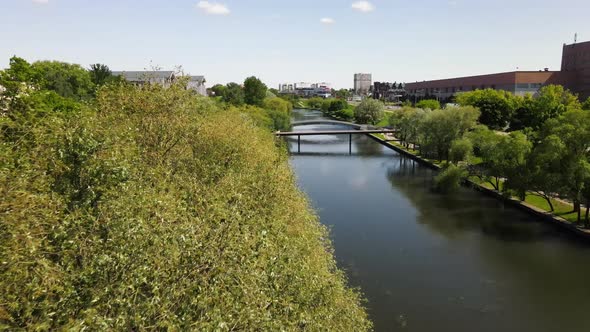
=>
[32,0,49,4]
[196,1,230,15]
[320,17,335,24]
[351,1,375,13]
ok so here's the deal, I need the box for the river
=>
[287,109,590,332]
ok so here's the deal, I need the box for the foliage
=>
[415,99,440,110]
[388,107,428,148]
[31,60,95,100]
[243,76,267,107]
[89,63,112,86]
[512,85,581,130]
[418,106,480,161]
[354,98,384,124]
[306,97,325,109]
[262,97,292,131]
[582,97,590,111]
[263,97,292,115]
[210,83,227,97]
[449,138,473,164]
[455,89,518,130]
[222,82,245,106]
[334,89,351,100]
[1,76,371,329]
[434,164,467,193]
[538,109,590,221]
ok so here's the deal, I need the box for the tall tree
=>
[514,85,582,130]
[455,88,517,130]
[223,83,244,106]
[89,64,112,86]
[0,56,34,96]
[243,76,267,107]
[418,106,479,161]
[210,84,227,98]
[31,60,95,99]
[354,98,384,124]
[540,109,590,221]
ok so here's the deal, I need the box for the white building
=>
[112,71,207,96]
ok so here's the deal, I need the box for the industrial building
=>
[354,73,372,94]
[405,40,590,101]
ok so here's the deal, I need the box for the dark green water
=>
[288,109,590,332]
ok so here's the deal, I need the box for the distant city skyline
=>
[1,0,589,89]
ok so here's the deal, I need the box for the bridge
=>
[291,119,365,129]
[276,125,397,154]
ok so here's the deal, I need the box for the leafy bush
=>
[415,99,440,110]
[0,81,371,330]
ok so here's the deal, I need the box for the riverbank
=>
[368,133,590,240]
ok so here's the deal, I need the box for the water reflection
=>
[288,109,590,332]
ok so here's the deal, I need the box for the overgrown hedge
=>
[0,82,371,330]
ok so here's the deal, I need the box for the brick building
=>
[405,40,590,101]
[561,40,590,100]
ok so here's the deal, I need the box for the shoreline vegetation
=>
[368,134,590,240]
[1,58,371,330]
[302,89,590,240]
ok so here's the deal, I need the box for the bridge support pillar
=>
[349,134,352,155]
[298,135,301,153]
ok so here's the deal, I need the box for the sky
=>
[1,0,589,89]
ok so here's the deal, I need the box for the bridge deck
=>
[276,129,396,136]
[291,120,362,129]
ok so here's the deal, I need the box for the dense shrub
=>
[0,81,371,330]
[415,99,440,110]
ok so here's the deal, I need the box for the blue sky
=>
[1,0,589,89]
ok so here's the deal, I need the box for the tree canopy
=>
[415,99,440,110]
[455,89,517,130]
[354,98,384,124]
[243,76,267,107]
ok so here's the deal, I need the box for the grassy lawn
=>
[470,177,583,224]
[375,118,389,127]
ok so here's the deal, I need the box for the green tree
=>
[527,135,567,211]
[263,97,292,114]
[354,98,384,124]
[455,88,517,130]
[581,97,590,110]
[89,63,112,86]
[415,99,440,110]
[419,106,479,161]
[540,109,590,221]
[514,85,582,130]
[335,89,351,100]
[223,82,245,106]
[449,138,473,164]
[388,107,428,148]
[31,60,95,99]
[210,84,227,97]
[243,76,267,106]
[0,56,34,96]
